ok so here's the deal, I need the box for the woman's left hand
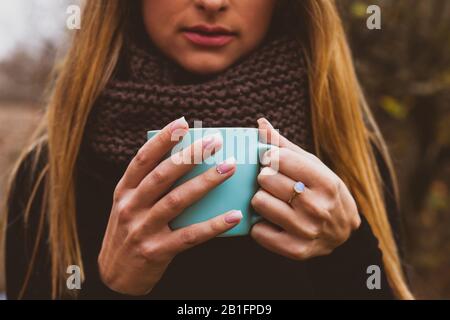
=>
[250,118,361,260]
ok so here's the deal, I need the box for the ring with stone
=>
[288,181,305,205]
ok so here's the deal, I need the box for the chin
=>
[176,53,235,75]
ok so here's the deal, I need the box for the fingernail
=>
[260,166,277,176]
[257,117,268,125]
[216,156,236,174]
[170,116,188,133]
[258,117,273,128]
[203,133,223,150]
[224,210,243,224]
[261,151,271,166]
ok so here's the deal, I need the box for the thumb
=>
[257,118,302,153]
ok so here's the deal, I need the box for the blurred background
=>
[0,0,449,299]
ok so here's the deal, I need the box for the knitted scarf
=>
[83,35,314,170]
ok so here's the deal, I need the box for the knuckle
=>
[319,205,333,222]
[113,186,123,203]
[250,222,264,239]
[116,201,134,224]
[201,171,217,185]
[170,152,184,166]
[156,130,171,145]
[251,191,265,208]
[321,246,334,256]
[303,198,323,215]
[324,177,341,197]
[249,225,259,238]
[305,225,321,239]
[209,218,224,234]
[161,128,180,145]
[138,242,162,261]
[180,228,199,247]
[134,148,149,167]
[292,218,320,240]
[256,173,263,185]
[348,197,361,229]
[302,197,332,222]
[352,214,362,230]
[323,187,341,216]
[323,197,338,216]
[126,224,142,246]
[290,217,304,233]
[257,171,268,185]
[291,245,309,261]
[151,169,167,185]
[164,192,182,210]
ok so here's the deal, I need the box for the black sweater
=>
[5,141,404,299]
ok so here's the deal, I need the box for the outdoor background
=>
[0,0,449,299]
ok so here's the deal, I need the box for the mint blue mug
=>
[147,127,272,237]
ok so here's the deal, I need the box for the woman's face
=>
[142,0,277,75]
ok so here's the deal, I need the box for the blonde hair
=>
[1,0,413,299]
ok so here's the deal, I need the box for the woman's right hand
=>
[98,117,241,296]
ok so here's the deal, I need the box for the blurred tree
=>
[0,41,57,103]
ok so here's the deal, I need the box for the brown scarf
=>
[83,35,314,170]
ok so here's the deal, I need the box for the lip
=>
[181,24,237,48]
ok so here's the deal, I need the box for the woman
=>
[3,0,414,299]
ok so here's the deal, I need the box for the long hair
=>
[1,0,414,299]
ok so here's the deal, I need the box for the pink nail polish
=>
[202,135,214,149]
[216,157,236,174]
[170,116,188,133]
[203,133,222,150]
[225,210,243,224]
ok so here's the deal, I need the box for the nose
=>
[194,0,229,14]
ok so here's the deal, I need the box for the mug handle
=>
[250,142,274,226]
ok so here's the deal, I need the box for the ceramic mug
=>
[147,127,272,237]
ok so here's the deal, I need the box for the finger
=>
[134,132,223,207]
[251,221,315,261]
[251,189,322,240]
[119,117,189,190]
[261,147,330,188]
[168,209,243,254]
[257,166,298,203]
[341,185,361,230]
[257,118,310,155]
[148,157,236,225]
[257,167,330,222]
